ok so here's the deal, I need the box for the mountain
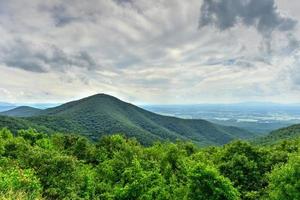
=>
[0,94,254,146]
[255,124,300,144]
[0,102,16,112]
[0,106,42,117]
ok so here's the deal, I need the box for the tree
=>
[266,154,300,200]
[112,158,167,200]
[215,141,270,199]
[187,164,239,200]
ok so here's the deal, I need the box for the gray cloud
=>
[287,52,300,87]
[199,0,297,36]
[0,0,299,103]
[286,34,300,53]
[113,0,133,5]
[203,57,255,68]
[1,40,98,73]
[50,5,79,27]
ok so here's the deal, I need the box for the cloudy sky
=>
[0,0,299,104]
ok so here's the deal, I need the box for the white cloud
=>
[0,0,299,104]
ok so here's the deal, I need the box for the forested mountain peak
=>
[0,94,254,146]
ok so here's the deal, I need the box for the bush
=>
[0,158,42,200]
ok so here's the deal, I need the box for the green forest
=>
[0,128,299,200]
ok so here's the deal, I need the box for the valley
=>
[143,103,300,134]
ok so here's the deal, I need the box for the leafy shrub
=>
[0,158,42,200]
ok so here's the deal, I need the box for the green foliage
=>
[0,127,299,199]
[0,158,42,200]
[0,116,51,134]
[266,154,300,200]
[214,141,269,197]
[188,164,239,200]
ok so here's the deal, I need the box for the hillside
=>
[0,106,42,117]
[255,124,300,144]
[0,94,254,145]
[0,115,52,133]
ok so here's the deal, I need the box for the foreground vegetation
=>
[0,128,299,200]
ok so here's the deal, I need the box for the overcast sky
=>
[0,0,299,104]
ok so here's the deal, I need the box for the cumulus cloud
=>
[199,0,298,54]
[1,39,98,73]
[0,0,299,103]
[199,0,297,34]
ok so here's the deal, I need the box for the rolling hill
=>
[0,94,254,146]
[255,124,300,144]
[0,106,42,117]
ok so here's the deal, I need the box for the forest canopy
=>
[0,128,299,200]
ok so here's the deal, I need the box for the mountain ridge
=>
[0,93,254,145]
[255,124,300,144]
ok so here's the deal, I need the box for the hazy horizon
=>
[2,95,300,107]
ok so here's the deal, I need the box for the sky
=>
[0,0,299,104]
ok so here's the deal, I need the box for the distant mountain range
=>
[0,102,58,112]
[0,102,16,112]
[0,94,255,146]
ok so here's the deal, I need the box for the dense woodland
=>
[0,128,299,200]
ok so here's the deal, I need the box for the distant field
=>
[142,103,300,134]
